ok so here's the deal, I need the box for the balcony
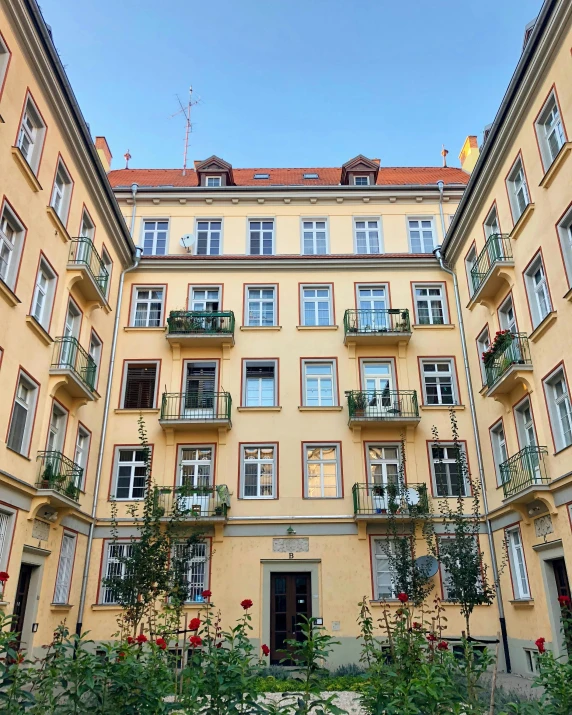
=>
[500,446,550,500]
[468,234,514,308]
[153,484,230,521]
[166,311,235,347]
[67,237,109,305]
[159,391,232,431]
[346,390,420,428]
[343,309,411,345]
[352,482,429,519]
[36,451,82,504]
[484,333,533,396]
[50,337,97,400]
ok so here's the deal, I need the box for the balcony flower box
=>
[482,330,514,366]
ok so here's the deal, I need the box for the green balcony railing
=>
[167,311,235,336]
[51,337,97,392]
[153,484,230,518]
[484,333,531,389]
[500,446,549,498]
[36,451,82,501]
[352,482,429,516]
[344,309,410,336]
[470,233,513,295]
[160,391,232,423]
[69,237,109,296]
[346,390,419,421]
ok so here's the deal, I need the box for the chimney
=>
[95,136,112,172]
[459,135,479,174]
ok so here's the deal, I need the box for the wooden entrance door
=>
[553,558,571,598]
[270,572,311,665]
[13,564,33,647]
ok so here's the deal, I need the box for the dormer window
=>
[207,176,221,187]
[304,173,319,179]
[195,156,234,187]
[254,173,269,179]
[354,176,369,186]
[340,155,380,186]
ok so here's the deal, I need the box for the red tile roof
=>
[107,166,469,188]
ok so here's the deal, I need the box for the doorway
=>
[552,558,571,598]
[270,572,311,665]
[13,564,34,647]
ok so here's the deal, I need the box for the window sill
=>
[554,442,572,457]
[114,408,160,414]
[412,323,455,330]
[296,325,339,331]
[25,315,53,345]
[45,206,71,242]
[509,599,534,608]
[240,326,282,331]
[11,146,42,192]
[529,310,557,343]
[51,603,73,611]
[539,142,571,189]
[420,404,465,411]
[0,278,21,307]
[6,446,31,461]
[123,326,166,332]
[237,406,282,411]
[298,406,343,412]
[508,203,535,240]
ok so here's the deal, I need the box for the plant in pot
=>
[352,391,369,417]
[41,462,55,489]
[214,505,224,516]
[64,481,79,500]
[372,485,386,513]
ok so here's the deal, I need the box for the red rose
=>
[241,599,253,610]
[558,595,571,607]
[397,592,408,603]
[189,635,202,648]
[437,640,449,651]
[136,634,147,644]
[118,651,126,661]
[261,644,270,656]
[189,617,201,631]
[0,572,9,583]
[427,633,437,642]
[535,637,545,654]
[127,636,135,644]
[156,637,167,650]
[215,641,222,649]
[413,622,422,630]
[202,589,212,599]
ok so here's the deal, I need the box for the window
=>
[53,532,76,604]
[74,426,90,482]
[354,219,381,254]
[524,649,539,675]
[301,220,328,255]
[131,287,164,327]
[506,157,530,222]
[78,209,95,240]
[16,93,46,173]
[414,284,447,325]
[557,206,572,287]
[304,444,341,498]
[0,33,10,96]
[172,541,208,602]
[544,368,572,451]
[7,371,38,456]
[372,539,396,599]
[101,542,134,603]
[30,257,56,330]
[178,446,213,490]
[243,361,277,407]
[302,361,336,407]
[421,360,456,405]
[498,295,517,334]
[142,220,168,256]
[430,444,467,497]
[240,445,276,499]
[490,421,508,486]
[506,527,530,599]
[122,362,158,409]
[524,255,552,327]
[0,201,26,291]
[484,205,501,237]
[101,248,112,298]
[535,92,567,170]
[89,332,102,384]
[46,402,67,453]
[408,218,436,253]
[465,246,477,294]
[354,176,370,186]
[304,173,319,179]
[189,286,220,311]
[301,285,332,326]
[515,398,537,451]
[206,176,221,187]
[248,220,274,255]
[245,286,276,326]
[367,445,400,496]
[438,536,481,601]
[113,448,149,499]
[476,328,491,385]
[0,508,15,571]
[196,220,221,255]
[254,173,269,179]
[50,159,73,225]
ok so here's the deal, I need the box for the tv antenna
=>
[171,86,201,176]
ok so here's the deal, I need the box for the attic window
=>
[254,173,270,179]
[304,173,319,179]
[353,176,370,186]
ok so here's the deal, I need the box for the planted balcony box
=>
[482,330,514,366]
[353,392,369,417]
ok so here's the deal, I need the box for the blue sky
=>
[39,0,542,170]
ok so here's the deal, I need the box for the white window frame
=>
[366,444,401,505]
[78,209,95,240]
[50,158,73,225]
[177,445,214,490]
[300,284,333,326]
[514,397,537,450]
[7,371,39,456]
[172,541,209,602]
[413,283,448,325]
[556,205,572,287]
[188,285,221,312]
[121,360,159,410]
[372,538,397,600]
[353,175,370,186]
[245,285,277,327]
[483,205,501,238]
[88,331,102,385]
[524,255,552,328]
[206,176,221,187]
[476,327,491,385]
[506,156,530,223]
[420,359,457,406]
[506,526,531,600]
[248,219,275,256]
[242,360,278,407]
[0,507,16,573]
[490,420,509,486]
[74,425,90,486]
[300,218,329,255]
[465,245,477,295]
[0,201,26,291]
[353,217,383,254]
[429,443,469,497]
[498,294,517,334]
[130,286,165,327]
[544,367,572,452]
[240,444,277,499]
[0,32,10,94]
[535,91,567,171]
[101,541,134,604]
[524,649,539,675]
[141,219,169,256]
[196,219,222,256]
[302,359,337,407]
[46,401,68,454]
[53,531,76,604]
[101,248,113,299]
[30,256,56,330]
[112,447,150,500]
[303,443,342,499]
[407,216,437,253]
[16,93,46,173]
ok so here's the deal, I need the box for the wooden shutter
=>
[124,364,157,409]
[54,533,76,604]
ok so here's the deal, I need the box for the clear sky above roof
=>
[39,0,542,170]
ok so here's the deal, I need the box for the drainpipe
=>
[76,183,141,635]
[434,181,511,672]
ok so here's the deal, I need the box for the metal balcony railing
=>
[344,309,411,336]
[160,391,232,422]
[484,333,531,388]
[346,390,419,421]
[470,234,513,295]
[69,237,109,296]
[352,482,429,516]
[500,446,549,498]
[36,451,82,501]
[167,311,235,336]
[51,337,97,392]
[153,484,230,518]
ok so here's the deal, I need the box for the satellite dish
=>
[414,555,439,578]
[180,234,196,252]
[407,487,420,506]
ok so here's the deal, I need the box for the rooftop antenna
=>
[124,150,131,169]
[441,144,449,168]
[171,86,200,176]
